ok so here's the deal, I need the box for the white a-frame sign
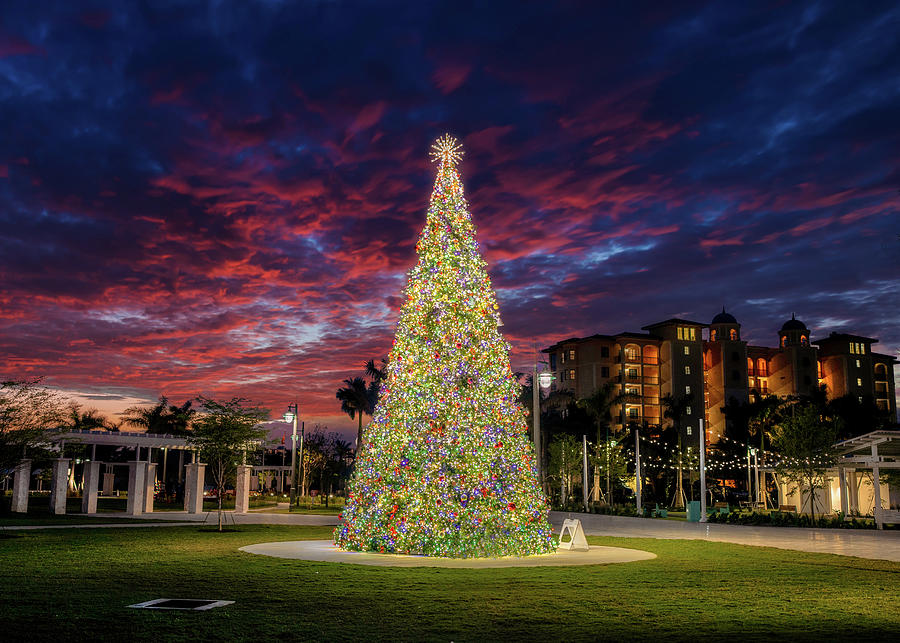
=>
[557,518,590,551]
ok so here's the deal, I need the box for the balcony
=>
[642,356,659,365]
[643,376,659,385]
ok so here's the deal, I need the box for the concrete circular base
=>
[239,539,656,568]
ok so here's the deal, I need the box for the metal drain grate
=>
[128,598,234,611]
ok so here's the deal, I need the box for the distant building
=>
[543,311,898,443]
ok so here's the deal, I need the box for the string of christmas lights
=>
[333,136,553,558]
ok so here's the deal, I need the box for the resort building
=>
[543,311,898,443]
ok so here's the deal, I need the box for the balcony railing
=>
[642,357,659,365]
[643,376,659,385]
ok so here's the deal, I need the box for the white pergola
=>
[835,430,900,530]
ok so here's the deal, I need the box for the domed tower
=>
[704,307,749,442]
[778,313,809,348]
[710,307,740,342]
[771,314,819,398]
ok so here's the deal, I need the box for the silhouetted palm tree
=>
[335,377,373,450]
[662,392,693,509]
[579,382,633,502]
[121,396,195,435]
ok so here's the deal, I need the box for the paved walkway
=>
[549,511,900,562]
[6,510,898,563]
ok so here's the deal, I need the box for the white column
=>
[126,461,146,516]
[102,465,115,496]
[235,465,252,514]
[184,462,206,514]
[838,467,849,517]
[143,463,157,513]
[49,458,70,515]
[872,443,883,530]
[82,461,101,513]
[11,459,31,513]
[848,470,859,514]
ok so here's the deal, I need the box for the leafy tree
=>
[0,378,67,478]
[661,393,693,509]
[335,377,374,450]
[771,402,838,517]
[187,396,269,531]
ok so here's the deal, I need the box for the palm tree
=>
[579,382,632,503]
[335,377,373,451]
[661,392,693,510]
[121,396,172,433]
[65,403,111,431]
[166,399,196,436]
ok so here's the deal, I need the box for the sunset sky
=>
[1,2,898,441]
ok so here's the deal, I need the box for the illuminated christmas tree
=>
[334,135,553,558]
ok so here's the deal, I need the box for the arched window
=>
[710,329,717,341]
[757,358,767,376]
[729,328,738,340]
[747,357,754,375]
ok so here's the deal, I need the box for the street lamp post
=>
[534,364,554,493]
[284,403,298,508]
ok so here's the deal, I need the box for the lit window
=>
[686,406,692,415]
[683,346,690,355]
[685,385,691,395]
[858,396,863,404]
[569,349,576,360]
[684,366,691,375]
[686,426,692,436]
[849,342,855,354]
[628,407,639,418]
[710,330,717,341]
[730,329,738,340]
[857,378,862,387]
[569,369,575,381]
[561,352,566,363]
[601,366,609,378]
[677,327,696,341]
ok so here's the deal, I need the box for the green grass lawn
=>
[1,524,897,641]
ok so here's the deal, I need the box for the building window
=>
[685,406,692,415]
[569,369,575,381]
[686,426,692,436]
[684,366,691,375]
[710,330,717,341]
[601,346,609,358]
[857,378,862,387]
[627,368,638,379]
[569,349,576,361]
[601,366,609,378]
[858,396,863,404]
[683,346,690,355]
[628,407,639,418]
[801,335,808,346]
[685,385,691,395]
[625,347,639,362]
[677,327,696,341]
[730,329,738,340]
[560,352,566,364]
[855,359,861,368]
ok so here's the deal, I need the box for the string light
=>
[333,136,553,558]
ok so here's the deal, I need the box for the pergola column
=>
[848,470,859,514]
[102,465,115,496]
[49,458,70,515]
[184,462,205,514]
[82,461,101,513]
[143,463,157,513]
[872,443,883,530]
[838,467,849,517]
[235,465,251,514]
[126,461,147,516]
[11,459,31,513]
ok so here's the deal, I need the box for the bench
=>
[778,505,797,512]
[878,509,900,526]
[712,502,730,515]
[652,504,668,518]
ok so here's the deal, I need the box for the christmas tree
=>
[334,135,553,558]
